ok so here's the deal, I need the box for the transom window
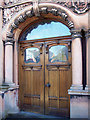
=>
[20,21,71,41]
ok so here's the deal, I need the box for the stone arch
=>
[4,2,75,86]
[5,2,74,41]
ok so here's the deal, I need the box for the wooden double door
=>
[19,36,72,117]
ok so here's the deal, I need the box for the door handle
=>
[45,83,51,88]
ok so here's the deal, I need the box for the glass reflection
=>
[49,45,68,63]
[25,48,40,63]
[26,22,71,40]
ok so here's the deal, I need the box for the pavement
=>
[3,111,70,120]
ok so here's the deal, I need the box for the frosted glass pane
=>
[49,45,68,63]
[25,48,40,63]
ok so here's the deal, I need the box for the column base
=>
[2,83,15,87]
[0,83,19,92]
[69,84,83,90]
[85,85,90,91]
[68,84,90,95]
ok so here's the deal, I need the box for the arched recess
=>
[5,2,74,40]
[3,2,74,117]
[18,18,72,117]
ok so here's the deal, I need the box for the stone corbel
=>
[33,0,40,17]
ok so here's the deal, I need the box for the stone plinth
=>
[0,85,19,119]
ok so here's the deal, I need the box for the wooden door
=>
[19,36,72,117]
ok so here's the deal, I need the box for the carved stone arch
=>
[6,2,74,41]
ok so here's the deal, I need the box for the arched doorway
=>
[18,20,72,117]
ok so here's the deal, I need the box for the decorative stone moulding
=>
[5,3,75,41]
[39,0,90,14]
[3,2,32,24]
[3,0,90,25]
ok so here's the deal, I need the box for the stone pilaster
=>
[69,29,83,93]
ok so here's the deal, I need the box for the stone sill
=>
[68,89,90,96]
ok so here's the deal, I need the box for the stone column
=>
[70,30,83,90]
[85,30,90,91]
[5,41,14,85]
[0,2,3,85]
[68,30,88,119]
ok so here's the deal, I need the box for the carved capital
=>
[70,29,82,38]
[5,40,15,46]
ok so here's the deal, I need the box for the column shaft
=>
[86,36,90,90]
[5,42,13,84]
[71,37,83,89]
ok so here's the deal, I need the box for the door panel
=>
[19,38,72,117]
[19,43,44,114]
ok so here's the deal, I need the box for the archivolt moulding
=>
[6,3,74,41]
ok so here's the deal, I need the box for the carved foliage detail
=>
[3,2,32,24]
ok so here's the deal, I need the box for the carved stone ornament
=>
[33,0,40,16]
[39,0,90,14]
[3,0,90,26]
[3,2,32,24]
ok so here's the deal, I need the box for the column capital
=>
[70,29,82,39]
[5,40,15,46]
